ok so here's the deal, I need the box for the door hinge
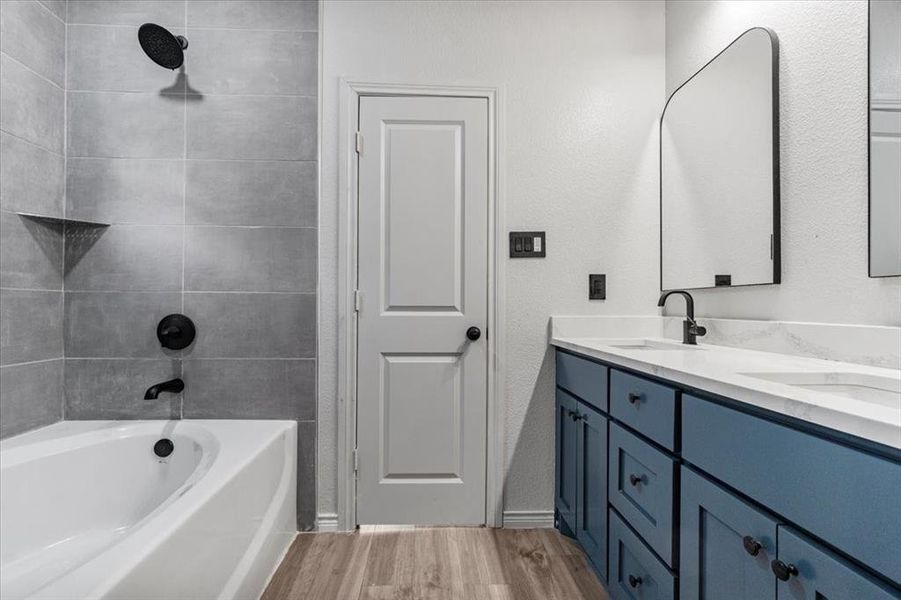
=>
[353,289,362,313]
[353,447,359,477]
[355,131,363,154]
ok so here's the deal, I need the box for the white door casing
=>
[355,95,489,525]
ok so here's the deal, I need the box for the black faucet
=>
[144,378,184,400]
[657,291,707,345]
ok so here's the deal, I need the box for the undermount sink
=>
[606,339,702,351]
[740,372,901,408]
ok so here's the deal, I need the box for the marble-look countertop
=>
[551,330,901,450]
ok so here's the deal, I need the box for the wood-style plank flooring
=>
[262,526,608,600]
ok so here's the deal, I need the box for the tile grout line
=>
[181,0,187,421]
[60,0,69,422]
[34,0,66,25]
[0,49,65,92]
[0,129,66,160]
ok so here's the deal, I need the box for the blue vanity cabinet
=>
[774,527,901,600]
[575,402,608,581]
[555,388,580,532]
[680,466,777,600]
[553,347,901,599]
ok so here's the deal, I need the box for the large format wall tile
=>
[0,54,64,153]
[65,359,181,419]
[186,160,316,227]
[186,29,316,96]
[186,0,317,31]
[0,359,62,438]
[67,159,185,225]
[0,212,63,290]
[297,420,316,530]
[184,292,315,358]
[186,95,315,160]
[0,290,62,365]
[183,358,315,419]
[68,25,186,93]
[185,226,315,293]
[0,0,66,87]
[68,0,184,27]
[64,291,182,358]
[68,92,184,158]
[65,225,183,291]
[0,133,65,216]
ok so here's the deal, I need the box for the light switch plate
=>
[509,231,546,258]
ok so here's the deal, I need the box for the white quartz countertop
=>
[551,333,901,451]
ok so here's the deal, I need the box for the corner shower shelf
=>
[13,212,110,227]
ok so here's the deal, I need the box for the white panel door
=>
[356,95,488,525]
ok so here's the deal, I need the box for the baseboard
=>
[316,513,339,532]
[502,510,555,529]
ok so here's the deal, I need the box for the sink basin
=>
[605,339,702,351]
[740,372,901,408]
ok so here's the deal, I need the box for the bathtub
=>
[0,420,296,600]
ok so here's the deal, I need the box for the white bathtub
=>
[0,420,296,600]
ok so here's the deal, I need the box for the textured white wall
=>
[665,0,901,324]
[318,0,665,519]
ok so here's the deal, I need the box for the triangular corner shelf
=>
[14,212,110,228]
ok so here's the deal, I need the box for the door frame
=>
[336,80,506,530]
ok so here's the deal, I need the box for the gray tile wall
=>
[0,0,67,438]
[63,0,318,530]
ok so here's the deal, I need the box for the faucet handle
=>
[691,323,707,337]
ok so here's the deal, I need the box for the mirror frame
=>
[868,0,901,278]
[659,27,781,292]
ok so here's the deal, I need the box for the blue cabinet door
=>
[776,527,901,599]
[576,402,608,581]
[555,389,579,530]
[680,466,777,600]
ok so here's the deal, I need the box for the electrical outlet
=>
[589,274,606,300]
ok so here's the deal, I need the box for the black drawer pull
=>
[628,574,642,588]
[771,560,798,581]
[628,473,643,486]
[628,392,641,404]
[742,536,762,557]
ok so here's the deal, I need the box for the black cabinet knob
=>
[628,392,641,404]
[466,326,482,341]
[629,473,643,486]
[742,536,762,557]
[628,575,642,588]
[771,560,798,581]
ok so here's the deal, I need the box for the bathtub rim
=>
[0,419,297,600]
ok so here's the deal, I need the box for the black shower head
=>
[138,23,188,70]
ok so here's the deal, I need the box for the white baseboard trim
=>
[502,510,554,529]
[316,513,339,532]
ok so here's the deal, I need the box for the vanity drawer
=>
[610,369,677,450]
[556,350,608,413]
[609,422,676,566]
[683,394,901,585]
[608,509,676,600]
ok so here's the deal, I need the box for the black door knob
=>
[628,575,642,588]
[771,559,798,581]
[466,326,482,341]
[742,536,762,557]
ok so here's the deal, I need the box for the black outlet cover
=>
[589,274,606,300]
[715,274,732,287]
